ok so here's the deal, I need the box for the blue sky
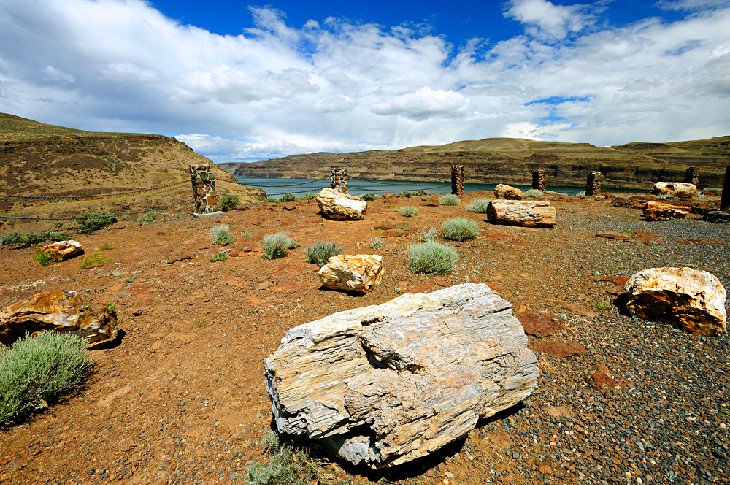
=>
[1,0,729,162]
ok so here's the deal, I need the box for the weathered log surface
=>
[487,200,557,227]
[264,283,539,468]
[318,254,384,293]
[316,188,366,220]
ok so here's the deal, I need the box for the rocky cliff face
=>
[232,136,730,190]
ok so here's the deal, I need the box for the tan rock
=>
[494,184,524,200]
[264,283,538,468]
[652,182,697,199]
[0,290,119,348]
[487,200,557,227]
[623,267,727,336]
[38,240,84,262]
[318,254,384,293]
[316,188,366,220]
[642,200,689,221]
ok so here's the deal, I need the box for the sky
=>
[1,0,729,163]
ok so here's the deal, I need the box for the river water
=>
[235,177,594,198]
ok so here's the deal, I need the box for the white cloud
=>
[505,0,594,39]
[0,0,728,162]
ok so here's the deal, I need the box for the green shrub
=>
[524,189,544,198]
[420,227,438,242]
[246,431,322,485]
[397,206,419,217]
[210,224,235,246]
[441,218,479,241]
[210,252,228,262]
[76,212,117,234]
[265,197,278,203]
[33,250,54,266]
[300,193,317,200]
[99,243,112,251]
[263,233,298,260]
[80,252,111,269]
[439,194,460,206]
[466,199,491,213]
[361,193,377,201]
[220,193,241,211]
[304,242,342,266]
[279,193,296,202]
[0,332,92,427]
[399,190,428,198]
[1,231,72,248]
[370,237,383,249]
[408,240,457,275]
[138,210,159,225]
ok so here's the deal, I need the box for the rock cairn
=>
[330,167,348,193]
[585,171,603,196]
[532,169,546,191]
[189,164,218,213]
[451,165,464,196]
[722,165,729,211]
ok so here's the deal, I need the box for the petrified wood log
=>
[487,200,556,227]
[264,283,538,468]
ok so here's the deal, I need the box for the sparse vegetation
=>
[441,218,479,241]
[466,199,491,213]
[241,229,252,238]
[33,250,54,266]
[210,224,235,246]
[0,231,72,249]
[304,242,342,267]
[408,240,457,275]
[400,190,428,198]
[420,227,438,242]
[300,193,317,200]
[524,189,544,198]
[99,243,113,251]
[263,233,298,260]
[361,193,377,201]
[397,206,419,217]
[594,299,611,312]
[210,252,228,262]
[76,212,117,234]
[245,431,324,485]
[279,193,296,202]
[80,252,111,269]
[370,237,384,249]
[220,193,241,211]
[439,194,460,206]
[138,210,159,225]
[0,332,92,427]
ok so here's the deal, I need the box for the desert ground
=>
[0,191,728,484]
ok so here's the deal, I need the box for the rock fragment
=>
[652,182,697,199]
[264,283,538,468]
[316,188,366,220]
[318,254,384,293]
[623,267,726,336]
[487,200,556,227]
[642,201,689,221]
[38,240,84,262]
[494,184,524,200]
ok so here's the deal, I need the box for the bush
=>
[210,252,228,262]
[220,193,241,211]
[408,240,457,275]
[1,231,72,248]
[304,242,342,267]
[76,212,117,234]
[33,250,54,266]
[279,193,296,202]
[399,190,428,198]
[361,193,377,201]
[263,233,298,260]
[370,237,383,249]
[300,193,317,200]
[524,189,544,198]
[0,332,92,427]
[397,206,419,218]
[441,218,479,241]
[246,431,322,485]
[210,224,234,246]
[420,227,438,242]
[439,194,460,206]
[138,210,159,225]
[466,199,491,213]
[80,252,111,269]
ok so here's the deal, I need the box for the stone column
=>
[189,164,218,213]
[585,171,603,196]
[331,167,348,193]
[684,166,699,186]
[532,169,546,192]
[721,166,730,211]
[451,165,465,196]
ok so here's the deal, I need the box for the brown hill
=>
[0,113,262,230]
[232,136,730,189]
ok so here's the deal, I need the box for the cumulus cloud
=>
[0,0,729,162]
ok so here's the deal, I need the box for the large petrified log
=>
[38,240,84,262]
[642,200,689,221]
[623,267,726,336]
[264,283,539,468]
[494,184,524,200]
[487,200,556,227]
[0,290,119,348]
[318,254,384,293]
[652,182,697,199]
[316,188,366,220]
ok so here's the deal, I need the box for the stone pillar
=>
[585,171,603,196]
[331,167,348,193]
[189,164,218,213]
[721,166,730,211]
[451,165,465,196]
[532,169,546,192]
[684,166,699,186]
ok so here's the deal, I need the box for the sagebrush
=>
[466,199,491,213]
[397,206,419,217]
[304,242,342,267]
[76,212,117,234]
[210,224,235,246]
[439,194,460,206]
[408,240,457,274]
[441,218,479,241]
[1,231,72,248]
[263,233,298,260]
[220,193,241,211]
